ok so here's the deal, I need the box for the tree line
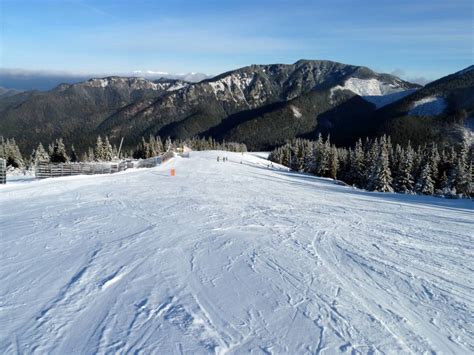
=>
[269,135,473,198]
[0,135,247,168]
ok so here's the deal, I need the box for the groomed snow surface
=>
[1,152,473,354]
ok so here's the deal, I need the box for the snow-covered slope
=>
[331,78,417,108]
[79,77,189,92]
[409,96,447,117]
[1,152,473,354]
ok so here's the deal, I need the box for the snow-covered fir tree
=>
[350,138,365,187]
[1,138,24,168]
[94,136,105,161]
[31,143,50,165]
[393,144,414,193]
[367,136,393,192]
[415,161,435,195]
[103,137,114,161]
[267,135,474,198]
[70,145,78,163]
[49,138,69,163]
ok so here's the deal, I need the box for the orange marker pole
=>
[170,168,176,176]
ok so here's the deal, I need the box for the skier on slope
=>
[217,156,220,162]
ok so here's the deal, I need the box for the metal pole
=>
[117,137,124,159]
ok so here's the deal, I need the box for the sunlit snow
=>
[0,152,472,353]
[331,78,416,108]
[409,96,447,117]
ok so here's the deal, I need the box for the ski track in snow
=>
[0,151,473,354]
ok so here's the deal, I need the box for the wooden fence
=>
[35,161,128,179]
[0,159,6,184]
[35,151,176,180]
[136,151,175,168]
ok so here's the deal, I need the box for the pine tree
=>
[314,135,330,177]
[428,142,441,188]
[329,146,339,179]
[295,139,306,171]
[70,145,78,162]
[80,152,89,162]
[156,136,164,153]
[368,137,393,192]
[94,136,104,161]
[165,137,173,151]
[4,138,24,168]
[393,145,414,193]
[438,170,452,195]
[454,139,472,196]
[103,137,113,161]
[350,138,365,187]
[87,147,95,162]
[49,138,69,163]
[32,143,50,164]
[415,161,435,195]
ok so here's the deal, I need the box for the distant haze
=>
[0,69,210,91]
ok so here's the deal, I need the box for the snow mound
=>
[409,96,447,117]
[331,78,416,108]
[0,151,472,353]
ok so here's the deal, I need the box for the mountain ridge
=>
[4,60,471,154]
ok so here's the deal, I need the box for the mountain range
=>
[0,60,472,153]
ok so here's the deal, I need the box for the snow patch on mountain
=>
[331,78,416,108]
[131,71,209,82]
[290,105,302,118]
[208,74,254,102]
[409,96,447,117]
[82,77,189,92]
[90,78,110,88]
[165,82,189,92]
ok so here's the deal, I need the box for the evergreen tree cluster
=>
[0,135,120,168]
[90,136,116,162]
[269,134,473,198]
[131,135,165,159]
[130,136,247,158]
[182,137,247,153]
[0,137,24,168]
[0,134,248,168]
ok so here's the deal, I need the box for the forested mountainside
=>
[0,60,420,153]
[373,66,474,146]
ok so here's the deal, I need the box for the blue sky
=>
[0,0,472,82]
